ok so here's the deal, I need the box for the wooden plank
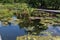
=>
[34,9,60,13]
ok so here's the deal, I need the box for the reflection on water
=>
[0,22,60,40]
[43,25,60,36]
[0,21,26,40]
[0,21,1,27]
[0,16,60,40]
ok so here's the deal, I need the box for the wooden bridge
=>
[34,9,60,13]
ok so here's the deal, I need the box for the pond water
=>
[0,24,26,40]
[0,16,60,40]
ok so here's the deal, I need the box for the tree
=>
[27,0,40,8]
[27,0,60,9]
[45,0,60,9]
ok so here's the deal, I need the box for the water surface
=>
[0,16,60,40]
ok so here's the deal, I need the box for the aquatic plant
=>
[18,9,48,35]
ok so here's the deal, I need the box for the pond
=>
[0,16,60,40]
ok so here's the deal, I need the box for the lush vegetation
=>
[0,3,48,35]
[0,3,60,35]
[0,0,60,9]
[0,0,60,35]
[17,35,60,40]
[0,3,34,20]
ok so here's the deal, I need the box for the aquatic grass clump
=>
[18,9,48,35]
[0,9,14,19]
[0,3,35,26]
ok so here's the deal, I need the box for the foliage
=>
[0,3,34,20]
[18,9,48,35]
[0,9,13,20]
[0,0,60,9]
[27,0,60,9]
[0,3,48,35]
